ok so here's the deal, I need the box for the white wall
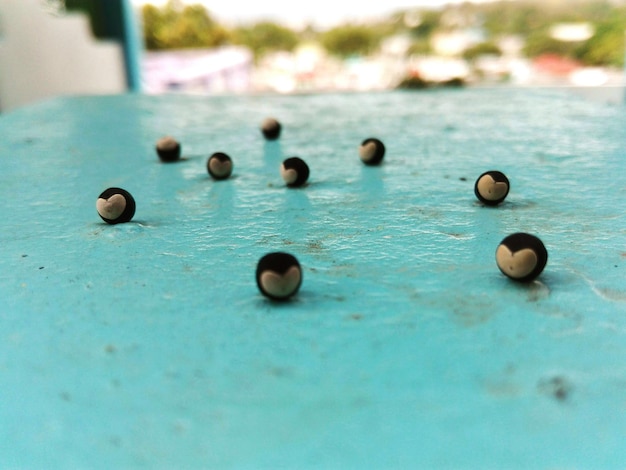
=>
[0,0,126,112]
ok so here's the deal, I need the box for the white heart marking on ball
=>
[496,245,537,279]
[209,158,232,177]
[280,165,298,185]
[260,266,301,298]
[262,118,279,131]
[96,194,126,220]
[358,141,377,162]
[156,136,178,151]
[477,176,508,201]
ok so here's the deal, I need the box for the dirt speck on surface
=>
[538,376,572,402]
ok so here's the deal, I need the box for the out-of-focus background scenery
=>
[0,0,625,111]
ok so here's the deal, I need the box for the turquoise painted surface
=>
[0,89,625,468]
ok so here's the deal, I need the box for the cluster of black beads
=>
[98,116,547,303]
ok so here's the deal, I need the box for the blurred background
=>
[0,0,625,111]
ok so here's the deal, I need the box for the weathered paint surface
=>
[1,89,625,468]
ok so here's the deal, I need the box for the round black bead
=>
[96,187,136,224]
[474,170,510,206]
[256,252,302,300]
[156,136,181,162]
[359,137,385,166]
[207,152,233,180]
[496,233,548,282]
[261,118,281,140]
[281,157,310,188]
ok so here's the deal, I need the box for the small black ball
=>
[280,157,310,188]
[256,252,302,300]
[261,118,281,140]
[496,233,548,282]
[156,136,181,162]
[475,170,510,206]
[96,188,136,224]
[359,138,385,166]
[207,152,233,180]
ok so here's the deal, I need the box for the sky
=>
[130,0,502,28]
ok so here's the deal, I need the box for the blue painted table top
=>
[1,89,625,468]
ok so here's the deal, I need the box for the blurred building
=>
[408,56,471,83]
[142,46,252,94]
[549,23,595,42]
[430,29,485,57]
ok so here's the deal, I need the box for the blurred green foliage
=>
[519,4,626,67]
[478,0,626,66]
[141,1,228,50]
[523,31,583,58]
[463,42,502,61]
[408,10,442,38]
[319,24,384,58]
[232,22,300,59]
[139,0,626,67]
[575,19,626,66]
[407,40,432,56]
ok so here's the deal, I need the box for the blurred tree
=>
[137,0,626,67]
[463,42,502,61]
[558,0,614,23]
[141,4,163,50]
[520,2,626,67]
[575,16,626,66]
[161,4,228,48]
[408,10,442,38]
[232,22,299,59]
[406,39,432,56]
[141,1,228,50]
[523,30,581,58]
[481,2,547,36]
[320,24,382,58]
